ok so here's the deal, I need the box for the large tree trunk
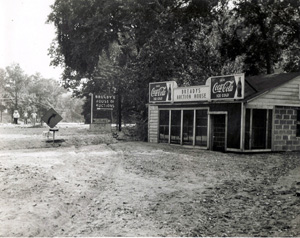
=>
[266,51,273,74]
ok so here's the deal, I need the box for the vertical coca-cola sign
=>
[149,81,177,103]
[209,74,244,100]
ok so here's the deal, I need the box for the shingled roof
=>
[244,71,300,101]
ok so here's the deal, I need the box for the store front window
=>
[171,110,181,144]
[183,110,194,145]
[159,110,169,143]
[158,108,209,147]
[245,109,272,150]
[195,110,208,147]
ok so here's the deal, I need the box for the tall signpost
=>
[89,93,93,130]
[41,108,63,143]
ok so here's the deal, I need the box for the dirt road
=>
[0,124,300,236]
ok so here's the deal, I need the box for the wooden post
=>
[118,90,121,131]
[193,109,196,146]
[180,110,183,145]
[89,93,93,129]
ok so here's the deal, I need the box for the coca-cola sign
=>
[210,75,243,99]
[149,81,177,103]
[148,74,244,103]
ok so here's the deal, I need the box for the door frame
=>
[208,111,228,151]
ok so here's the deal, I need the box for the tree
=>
[48,0,220,135]
[220,0,300,75]
[0,68,6,122]
[25,73,67,120]
[4,63,28,114]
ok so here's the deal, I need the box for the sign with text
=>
[41,108,63,128]
[209,74,244,100]
[94,94,116,110]
[148,73,245,104]
[174,86,210,102]
[149,81,177,103]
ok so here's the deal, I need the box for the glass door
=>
[183,110,194,145]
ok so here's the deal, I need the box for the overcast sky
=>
[0,0,63,79]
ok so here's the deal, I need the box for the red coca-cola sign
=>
[211,76,237,99]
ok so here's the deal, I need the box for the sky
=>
[0,0,63,80]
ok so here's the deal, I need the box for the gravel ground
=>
[0,123,299,236]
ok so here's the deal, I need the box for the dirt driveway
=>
[0,123,300,236]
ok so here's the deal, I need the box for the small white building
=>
[148,72,300,152]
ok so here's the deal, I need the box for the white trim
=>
[226,148,242,152]
[271,106,275,151]
[240,103,245,150]
[193,110,196,146]
[180,110,183,145]
[226,148,272,153]
[158,107,210,111]
[245,104,274,109]
[244,149,272,153]
[208,111,228,115]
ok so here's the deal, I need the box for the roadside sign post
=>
[41,108,63,143]
[89,93,93,130]
[90,93,116,132]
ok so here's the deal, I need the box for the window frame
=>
[296,110,300,137]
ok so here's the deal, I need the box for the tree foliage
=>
[220,0,300,75]
[48,0,300,138]
[1,64,84,122]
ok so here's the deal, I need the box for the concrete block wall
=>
[148,105,159,143]
[273,106,300,151]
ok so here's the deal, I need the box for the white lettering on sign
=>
[151,87,167,97]
[94,94,116,110]
[212,81,234,93]
[95,95,116,100]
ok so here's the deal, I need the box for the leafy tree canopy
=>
[220,0,300,75]
[1,64,84,122]
[48,0,300,137]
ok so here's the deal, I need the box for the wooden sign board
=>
[94,94,116,110]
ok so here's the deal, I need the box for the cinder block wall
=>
[148,105,159,143]
[273,106,300,151]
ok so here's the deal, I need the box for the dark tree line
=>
[48,0,300,139]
